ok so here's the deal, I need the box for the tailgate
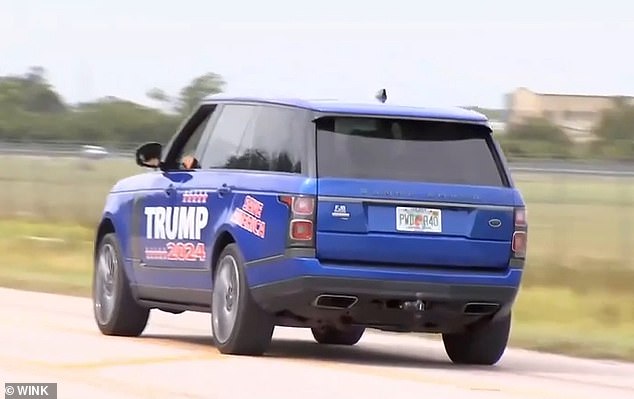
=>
[315,178,516,269]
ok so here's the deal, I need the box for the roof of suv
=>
[202,94,489,123]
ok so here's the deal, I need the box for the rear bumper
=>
[246,256,523,333]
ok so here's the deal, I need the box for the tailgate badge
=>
[332,204,351,219]
[488,218,502,228]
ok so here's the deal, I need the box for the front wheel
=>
[211,244,274,355]
[311,325,365,346]
[442,312,511,365]
[93,233,150,336]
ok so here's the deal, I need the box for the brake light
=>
[512,207,528,258]
[293,197,315,215]
[279,195,316,247]
[514,208,527,227]
[290,220,313,241]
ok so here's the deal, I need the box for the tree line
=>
[498,110,634,160]
[1,66,632,160]
[0,66,224,146]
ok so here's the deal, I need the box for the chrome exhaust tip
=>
[312,294,358,310]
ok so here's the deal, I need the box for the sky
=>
[1,0,633,110]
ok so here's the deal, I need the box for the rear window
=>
[315,117,507,187]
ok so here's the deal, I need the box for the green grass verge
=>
[511,287,634,361]
[0,220,93,296]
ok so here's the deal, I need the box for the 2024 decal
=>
[143,190,210,261]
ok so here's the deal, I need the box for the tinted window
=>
[227,105,305,173]
[164,106,216,170]
[316,117,506,187]
[200,104,258,169]
[178,114,210,160]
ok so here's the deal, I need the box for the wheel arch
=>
[211,229,237,285]
[94,217,116,259]
[94,215,142,298]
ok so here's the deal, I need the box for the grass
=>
[0,156,134,225]
[0,155,633,361]
[511,287,634,361]
[0,220,94,296]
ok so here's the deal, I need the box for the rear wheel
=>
[211,243,275,355]
[93,233,150,336]
[311,325,365,346]
[442,312,511,365]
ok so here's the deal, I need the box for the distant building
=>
[505,87,634,142]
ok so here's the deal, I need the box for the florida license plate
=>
[396,207,442,233]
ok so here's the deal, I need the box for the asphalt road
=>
[1,287,633,399]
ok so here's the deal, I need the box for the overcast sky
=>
[2,0,633,109]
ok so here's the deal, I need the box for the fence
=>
[0,140,137,157]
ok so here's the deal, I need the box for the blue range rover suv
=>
[92,95,528,365]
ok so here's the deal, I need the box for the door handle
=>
[218,184,233,196]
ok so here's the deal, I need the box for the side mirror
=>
[135,142,163,168]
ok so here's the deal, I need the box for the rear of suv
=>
[244,105,527,365]
[95,96,527,367]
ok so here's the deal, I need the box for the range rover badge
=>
[488,218,502,228]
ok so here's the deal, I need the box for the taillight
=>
[290,220,313,241]
[279,195,316,247]
[514,208,527,227]
[292,197,315,216]
[512,207,528,258]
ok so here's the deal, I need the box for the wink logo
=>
[5,383,57,398]
[18,385,49,395]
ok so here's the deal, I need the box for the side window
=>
[199,104,258,169]
[233,105,304,173]
[163,105,217,170]
[174,114,211,163]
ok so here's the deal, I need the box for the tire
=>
[211,243,274,355]
[92,233,150,336]
[442,312,511,366]
[311,325,365,346]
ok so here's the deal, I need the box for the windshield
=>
[315,116,507,187]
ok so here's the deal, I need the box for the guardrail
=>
[0,143,135,157]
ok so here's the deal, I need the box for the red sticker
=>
[242,195,264,218]
[231,208,266,238]
[145,242,206,262]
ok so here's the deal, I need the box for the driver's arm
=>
[181,154,200,169]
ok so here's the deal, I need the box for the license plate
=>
[396,207,442,233]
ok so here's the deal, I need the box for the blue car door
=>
[141,172,202,269]
[132,105,220,306]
